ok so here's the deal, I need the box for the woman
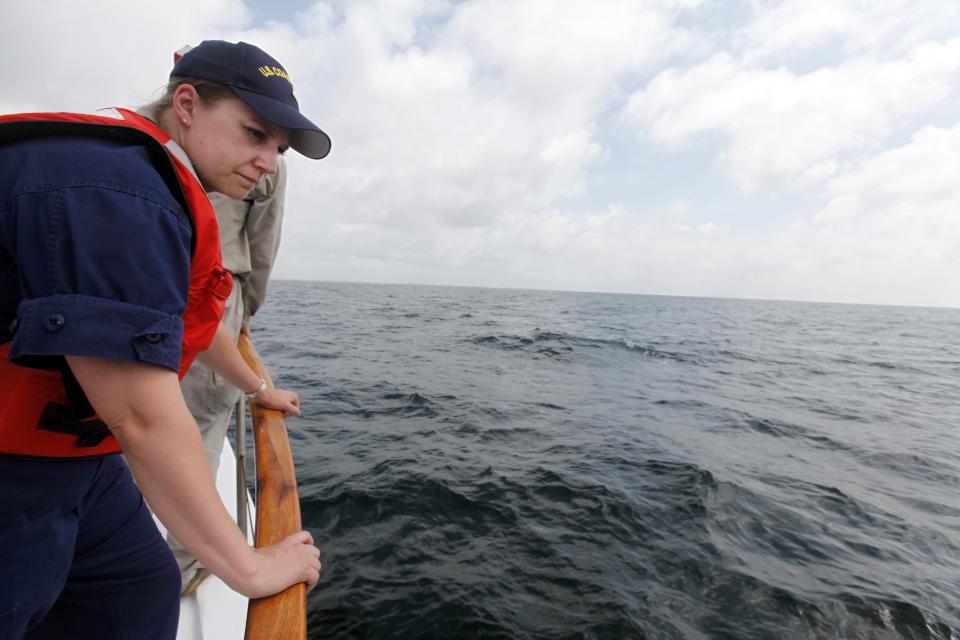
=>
[0,40,330,638]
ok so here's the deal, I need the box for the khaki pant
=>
[168,279,245,582]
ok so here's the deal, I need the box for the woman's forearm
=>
[65,356,257,589]
[196,321,262,393]
[117,399,260,590]
[195,322,303,416]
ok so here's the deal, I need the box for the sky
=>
[3,0,959,307]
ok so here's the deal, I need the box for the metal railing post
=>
[235,396,248,538]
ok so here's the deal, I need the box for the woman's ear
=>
[172,84,201,127]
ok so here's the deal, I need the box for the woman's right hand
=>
[238,530,322,599]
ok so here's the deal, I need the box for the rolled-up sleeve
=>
[8,180,192,372]
[241,156,286,321]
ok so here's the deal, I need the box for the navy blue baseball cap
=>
[172,40,331,159]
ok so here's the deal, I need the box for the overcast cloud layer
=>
[3,0,958,307]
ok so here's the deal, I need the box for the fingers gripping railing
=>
[236,334,307,640]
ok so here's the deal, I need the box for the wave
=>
[468,330,693,363]
[708,412,856,454]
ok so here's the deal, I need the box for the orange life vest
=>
[0,108,232,457]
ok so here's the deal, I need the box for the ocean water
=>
[248,281,960,640]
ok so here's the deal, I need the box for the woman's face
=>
[183,94,291,199]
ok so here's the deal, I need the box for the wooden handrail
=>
[237,334,307,640]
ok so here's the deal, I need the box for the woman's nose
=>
[254,147,278,175]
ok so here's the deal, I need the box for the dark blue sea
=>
[249,281,960,640]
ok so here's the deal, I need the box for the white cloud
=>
[271,0,692,244]
[623,37,960,192]
[741,0,960,60]
[820,124,960,215]
[798,125,960,305]
[0,0,252,114]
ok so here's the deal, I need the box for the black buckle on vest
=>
[37,402,111,448]
[35,368,111,448]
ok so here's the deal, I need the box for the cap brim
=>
[232,87,332,159]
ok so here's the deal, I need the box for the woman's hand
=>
[219,531,322,599]
[255,386,301,416]
[236,530,321,599]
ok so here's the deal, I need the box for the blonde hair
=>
[141,76,235,121]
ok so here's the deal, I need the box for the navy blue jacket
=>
[0,134,193,373]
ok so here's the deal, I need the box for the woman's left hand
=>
[254,387,301,416]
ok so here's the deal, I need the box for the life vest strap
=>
[36,401,111,448]
[35,369,109,448]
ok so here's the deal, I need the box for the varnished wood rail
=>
[237,334,307,640]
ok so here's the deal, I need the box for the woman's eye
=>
[247,127,265,141]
